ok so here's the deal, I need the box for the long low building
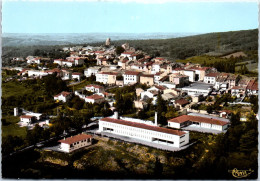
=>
[99,114,189,148]
[58,134,93,153]
[168,114,229,132]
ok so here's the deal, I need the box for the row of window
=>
[101,121,180,140]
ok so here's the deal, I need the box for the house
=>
[227,74,240,89]
[136,88,144,97]
[120,52,134,59]
[85,94,105,104]
[214,73,229,90]
[174,99,190,110]
[169,73,189,88]
[219,110,232,118]
[61,69,72,80]
[72,72,83,81]
[151,62,162,74]
[134,100,148,109]
[54,91,72,102]
[27,70,49,78]
[123,71,141,85]
[190,67,216,81]
[58,134,93,153]
[140,74,154,86]
[161,93,176,101]
[99,112,189,148]
[26,56,41,64]
[17,68,29,76]
[168,114,229,132]
[173,68,195,82]
[96,72,118,85]
[20,115,36,124]
[246,79,258,96]
[54,59,75,67]
[154,72,163,83]
[85,84,105,93]
[84,66,101,77]
[204,72,220,84]
[231,86,245,98]
[163,88,181,96]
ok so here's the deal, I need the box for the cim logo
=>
[229,168,254,178]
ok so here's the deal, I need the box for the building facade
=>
[58,134,93,153]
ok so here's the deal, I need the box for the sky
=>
[2,0,259,34]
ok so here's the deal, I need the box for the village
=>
[2,38,258,153]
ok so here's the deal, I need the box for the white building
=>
[84,66,101,77]
[183,70,195,82]
[181,82,213,96]
[85,94,105,104]
[54,91,72,102]
[99,113,189,148]
[168,114,229,132]
[85,84,105,93]
[204,73,220,84]
[58,134,93,153]
[120,52,134,59]
[54,59,74,67]
[26,56,41,64]
[123,71,141,85]
[72,72,83,81]
[20,115,35,124]
[151,63,161,74]
[27,70,49,77]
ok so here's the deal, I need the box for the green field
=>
[2,115,27,138]
[2,81,35,98]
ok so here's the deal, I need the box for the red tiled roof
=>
[168,115,229,126]
[173,68,184,71]
[220,110,232,114]
[72,72,82,75]
[155,72,163,76]
[54,91,71,97]
[20,115,34,119]
[100,117,186,136]
[124,71,141,76]
[247,80,258,91]
[99,72,118,75]
[59,134,92,145]
[155,85,166,90]
[85,84,104,89]
[86,94,104,100]
[140,74,154,78]
[154,57,165,60]
[122,52,134,55]
[205,72,220,77]
[95,51,105,54]
[231,86,244,90]
[175,99,189,105]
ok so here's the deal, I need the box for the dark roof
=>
[175,99,189,105]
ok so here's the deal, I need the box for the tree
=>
[206,105,213,114]
[115,46,125,55]
[230,112,241,127]
[156,92,167,125]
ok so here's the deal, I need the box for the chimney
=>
[155,112,158,126]
[114,111,119,119]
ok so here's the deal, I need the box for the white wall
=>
[99,120,188,148]
[168,122,181,129]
